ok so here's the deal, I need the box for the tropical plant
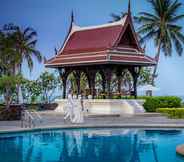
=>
[37,71,61,103]
[3,23,42,73]
[135,0,184,84]
[0,29,20,76]
[1,23,43,103]
[21,79,42,104]
[0,75,23,109]
[109,12,126,22]
[67,72,88,94]
[138,67,152,85]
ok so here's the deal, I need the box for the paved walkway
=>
[1,111,184,133]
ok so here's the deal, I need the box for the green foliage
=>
[143,96,182,112]
[2,23,42,72]
[0,29,21,75]
[157,108,184,119]
[37,71,61,103]
[0,75,23,108]
[21,79,42,104]
[68,72,88,94]
[135,0,184,57]
[0,23,43,105]
[138,68,152,85]
[21,71,61,104]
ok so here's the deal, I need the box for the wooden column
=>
[59,68,71,99]
[116,69,122,94]
[87,70,96,99]
[99,70,106,94]
[62,78,67,99]
[74,70,81,97]
[129,67,141,98]
[104,67,113,99]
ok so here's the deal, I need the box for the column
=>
[74,70,81,97]
[116,69,122,94]
[88,70,96,99]
[62,78,67,99]
[104,67,113,99]
[59,68,70,99]
[129,67,141,99]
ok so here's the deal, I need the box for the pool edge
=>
[1,124,184,134]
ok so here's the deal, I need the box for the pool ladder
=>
[21,109,42,128]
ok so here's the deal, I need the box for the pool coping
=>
[1,123,184,134]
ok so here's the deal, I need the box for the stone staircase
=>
[126,100,145,114]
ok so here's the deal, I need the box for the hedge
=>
[142,96,182,112]
[157,108,184,119]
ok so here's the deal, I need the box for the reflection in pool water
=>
[0,129,184,162]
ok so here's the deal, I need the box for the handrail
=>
[21,110,34,128]
[21,108,42,128]
[32,110,42,121]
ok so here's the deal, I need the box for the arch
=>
[95,71,103,97]
[67,71,77,94]
[59,68,73,99]
[121,69,134,96]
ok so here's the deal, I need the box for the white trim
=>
[45,57,155,67]
[111,53,146,58]
[110,54,156,64]
[115,47,139,53]
[110,50,143,55]
[110,59,156,65]
[45,59,107,66]
[51,54,107,61]
[74,16,127,31]
[58,50,108,57]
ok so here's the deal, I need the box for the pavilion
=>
[45,1,156,99]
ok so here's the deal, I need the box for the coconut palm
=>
[135,0,184,84]
[2,24,43,103]
[3,24,42,73]
[109,12,126,22]
[0,29,19,76]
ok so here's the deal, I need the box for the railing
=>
[21,107,43,128]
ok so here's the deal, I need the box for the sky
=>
[1,0,184,96]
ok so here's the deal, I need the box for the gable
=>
[118,24,138,48]
[114,16,142,52]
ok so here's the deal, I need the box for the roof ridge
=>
[72,15,127,32]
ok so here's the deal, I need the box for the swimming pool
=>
[0,128,184,162]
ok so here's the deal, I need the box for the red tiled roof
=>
[62,25,123,54]
[45,15,156,67]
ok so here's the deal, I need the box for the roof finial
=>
[68,10,75,32]
[128,0,131,15]
[71,10,74,24]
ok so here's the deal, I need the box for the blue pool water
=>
[0,129,184,162]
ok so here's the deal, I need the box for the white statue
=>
[64,90,74,121]
[72,95,84,124]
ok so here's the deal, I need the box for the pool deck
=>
[1,111,184,133]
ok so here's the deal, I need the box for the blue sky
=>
[1,0,184,96]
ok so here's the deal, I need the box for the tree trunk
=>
[15,63,22,104]
[5,88,12,109]
[151,40,162,85]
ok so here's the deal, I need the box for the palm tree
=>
[135,0,184,84]
[109,12,126,22]
[0,29,19,76]
[2,24,42,103]
[3,24,42,73]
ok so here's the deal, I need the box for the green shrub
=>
[143,96,182,112]
[157,108,184,119]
